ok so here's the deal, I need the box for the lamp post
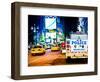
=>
[33,24,36,45]
[36,26,39,45]
[30,26,34,47]
[31,24,36,46]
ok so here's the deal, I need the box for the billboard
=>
[46,38,51,43]
[45,16,56,29]
[46,32,56,39]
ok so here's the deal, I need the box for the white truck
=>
[65,34,88,59]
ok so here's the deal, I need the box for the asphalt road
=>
[28,49,88,66]
[28,49,66,66]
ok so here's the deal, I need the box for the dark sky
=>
[62,17,79,37]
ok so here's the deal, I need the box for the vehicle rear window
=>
[34,46,42,48]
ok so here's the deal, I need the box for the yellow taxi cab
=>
[51,45,60,51]
[30,45,45,56]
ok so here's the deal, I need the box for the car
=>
[45,44,51,49]
[30,45,45,56]
[61,48,66,54]
[51,45,60,51]
[61,42,66,48]
[61,42,66,54]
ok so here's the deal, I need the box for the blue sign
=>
[71,39,87,45]
[70,39,88,52]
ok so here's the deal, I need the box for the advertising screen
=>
[45,17,56,29]
[46,32,56,39]
[46,39,51,43]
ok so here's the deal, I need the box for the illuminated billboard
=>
[46,32,56,39]
[45,16,56,29]
[46,38,51,43]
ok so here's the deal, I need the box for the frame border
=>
[11,2,98,80]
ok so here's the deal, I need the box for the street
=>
[28,49,66,66]
[28,49,87,66]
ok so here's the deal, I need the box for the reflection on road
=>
[28,49,87,66]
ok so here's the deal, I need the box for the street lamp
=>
[31,26,34,30]
[31,24,36,45]
[36,26,39,44]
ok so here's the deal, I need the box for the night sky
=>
[28,15,43,44]
[61,17,79,38]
